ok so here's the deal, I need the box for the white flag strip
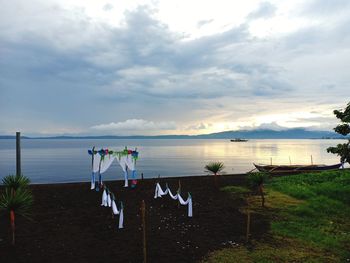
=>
[154,183,193,217]
[101,189,108,206]
[107,193,112,207]
[112,200,119,215]
[91,172,95,190]
[154,183,169,198]
[154,183,159,198]
[168,187,178,200]
[188,197,193,217]
[119,206,124,229]
[101,186,125,227]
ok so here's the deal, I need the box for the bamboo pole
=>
[246,211,251,242]
[178,180,181,208]
[16,132,21,176]
[141,200,147,263]
[246,197,251,243]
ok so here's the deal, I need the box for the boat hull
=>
[253,163,342,173]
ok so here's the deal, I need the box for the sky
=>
[0,0,349,136]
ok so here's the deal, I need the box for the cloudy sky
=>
[0,0,349,136]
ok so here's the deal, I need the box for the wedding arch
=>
[88,147,139,190]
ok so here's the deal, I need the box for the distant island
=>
[0,128,348,140]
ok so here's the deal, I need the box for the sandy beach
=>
[0,175,268,263]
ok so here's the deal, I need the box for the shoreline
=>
[22,173,248,186]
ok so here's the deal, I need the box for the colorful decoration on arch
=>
[88,147,139,189]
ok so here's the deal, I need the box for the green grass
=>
[221,185,251,195]
[203,170,350,262]
[269,170,350,260]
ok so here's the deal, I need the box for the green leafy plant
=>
[247,172,268,207]
[2,174,30,194]
[327,102,350,164]
[205,162,225,176]
[0,187,33,245]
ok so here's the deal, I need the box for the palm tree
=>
[0,187,33,245]
[247,172,268,207]
[2,174,30,195]
[205,162,225,176]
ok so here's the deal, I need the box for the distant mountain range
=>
[0,128,347,139]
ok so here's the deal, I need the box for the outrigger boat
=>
[253,163,343,174]
[230,138,248,142]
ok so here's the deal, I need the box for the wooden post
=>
[16,132,21,176]
[270,157,272,165]
[141,173,144,181]
[289,156,291,165]
[246,197,251,243]
[141,200,147,263]
[311,155,313,165]
[246,211,251,242]
[178,180,181,208]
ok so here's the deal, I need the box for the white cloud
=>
[91,119,177,131]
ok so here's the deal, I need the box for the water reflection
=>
[0,139,346,183]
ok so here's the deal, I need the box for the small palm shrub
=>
[2,174,30,193]
[0,174,32,245]
[0,187,33,245]
[205,162,225,176]
[247,172,268,207]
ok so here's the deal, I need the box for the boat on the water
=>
[230,138,248,142]
[253,163,343,173]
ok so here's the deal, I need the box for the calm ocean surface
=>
[0,139,346,184]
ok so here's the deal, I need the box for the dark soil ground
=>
[0,175,269,263]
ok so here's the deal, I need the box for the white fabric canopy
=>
[89,148,138,189]
[93,154,115,174]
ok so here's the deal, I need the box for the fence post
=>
[141,200,147,263]
[16,132,21,176]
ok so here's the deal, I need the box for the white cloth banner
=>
[119,207,124,229]
[107,193,112,207]
[102,190,123,228]
[125,155,136,171]
[93,154,115,174]
[91,172,96,190]
[154,183,193,217]
[101,190,108,206]
[154,183,169,198]
[168,187,178,200]
[112,200,119,215]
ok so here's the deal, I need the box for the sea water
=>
[0,139,346,184]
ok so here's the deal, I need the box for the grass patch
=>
[203,237,339,263]
[221,185,251,195]
[205,170,350,262]
[269,170,350,260]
